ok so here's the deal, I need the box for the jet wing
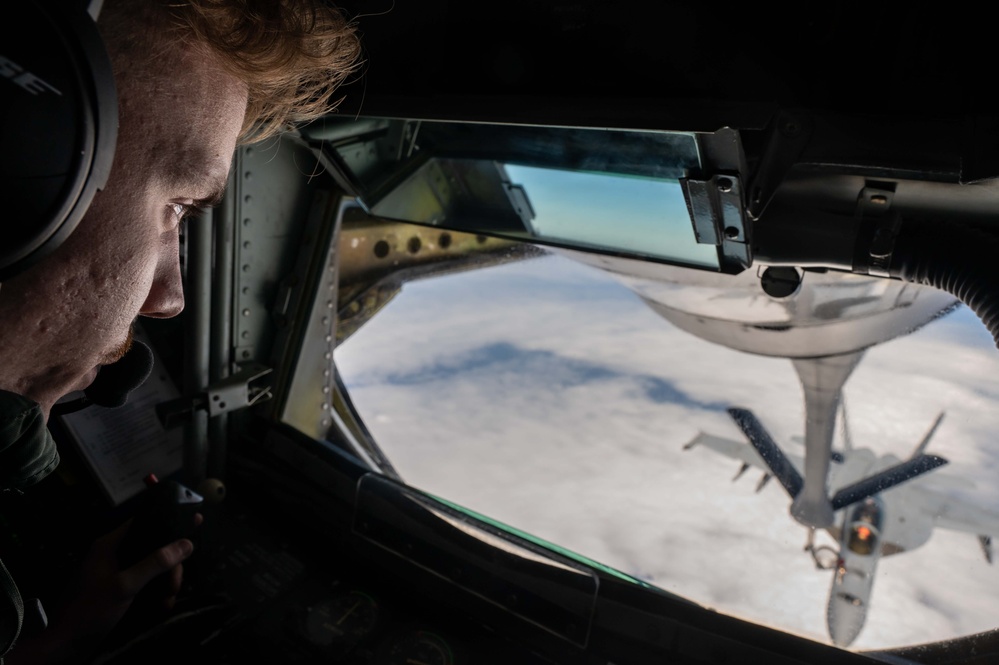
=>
[852,475,999,558]
[684,432,772,470]
[684,431,806,492]
[911,485,999,539]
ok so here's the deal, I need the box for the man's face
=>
[0,40,247,416]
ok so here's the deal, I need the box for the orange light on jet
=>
[856,526,872,540]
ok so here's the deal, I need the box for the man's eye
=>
[169,203,202,223]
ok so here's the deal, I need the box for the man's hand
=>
[7,519,198,664]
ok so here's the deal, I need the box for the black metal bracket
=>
[156,363,274,430]
[681,173,752,271]
[853,182,900,278]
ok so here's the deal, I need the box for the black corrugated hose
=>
[889,219,999,349]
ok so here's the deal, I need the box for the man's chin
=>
[102,327,135,366]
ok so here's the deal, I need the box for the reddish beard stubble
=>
[103,326,135,365]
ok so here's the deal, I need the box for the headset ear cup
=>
[0,1,117,281]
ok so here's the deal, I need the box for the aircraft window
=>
[311,119,736,271]
[848,498,884,533]
[330,230,999,652]
[847,524,879,556]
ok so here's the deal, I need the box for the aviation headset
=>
[1,0,117,282]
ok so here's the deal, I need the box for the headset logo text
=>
[0,56,63,97]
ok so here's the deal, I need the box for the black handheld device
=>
[118,474,203,571]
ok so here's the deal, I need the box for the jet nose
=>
[827,590,867,647]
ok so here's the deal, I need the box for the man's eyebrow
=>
[193,181,227,208]
[164,157,231,208]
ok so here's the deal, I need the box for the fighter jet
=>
[686,407,999,647]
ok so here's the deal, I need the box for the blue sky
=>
[503,165,719,268]
[335,251,999,651]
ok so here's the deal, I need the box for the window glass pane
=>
[503,165,718,268]
[334,248,999,650]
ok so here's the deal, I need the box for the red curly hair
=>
[100,0,363,143]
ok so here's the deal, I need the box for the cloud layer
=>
[336,253,999,651]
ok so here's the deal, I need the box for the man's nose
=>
[139,230,185,319]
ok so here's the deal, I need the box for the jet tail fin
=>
[839,397,853,452]
[911,411,945,458]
